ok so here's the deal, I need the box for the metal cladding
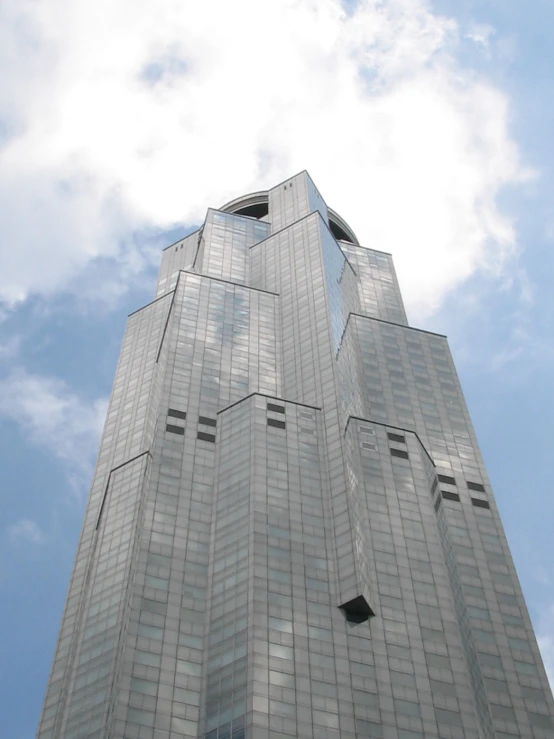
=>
[37,172,554,739]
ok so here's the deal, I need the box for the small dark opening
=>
[168,409,187,420]
[387,432,406,444]
[467,481,486,492]
[166,424,184,435]
[442,491,461,502]
[199,416,217,427]
[390,448,409,460]
[339,595,374,624]
[267,403,285,414]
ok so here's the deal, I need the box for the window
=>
[490,704,516,722]
[435,708,463,727]
[166,424,184,435]
[425,652,450,669]
[394,699,420,717]
[168,408,187,420]
[438,474,456,485]
[198,415,216,427]
[267,418,286,429]
[390,448,409,460]
[197,431,215,443]
[478,653,502,668]
[442,491,460,502]
[467,480,486,492]
[521,686,546,701]
[387,432,406,444]
[528,713,554,729]
[430,679,457,697]
[267,402,285,414]
[472,498,490,509]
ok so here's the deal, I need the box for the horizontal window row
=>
[166,409,217,437]
[438,490,491,509]
[437,474,487,493]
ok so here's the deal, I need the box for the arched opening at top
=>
[233,202,269,220]
[220,191,359,245]
[329,219,354,243]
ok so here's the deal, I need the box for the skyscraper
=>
[37,171,553,739]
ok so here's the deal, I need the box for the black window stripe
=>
[197,431,216,443]
[387,432,406,444]
[467,481,486,492]
[267,403,285,414]
[168,409,187,420]
[166,424,184,435]
[198,416,217,427]
[390,448,409,460]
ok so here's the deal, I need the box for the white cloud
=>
[0,369,107,490]
[8,518,45,545]
[0,0,532,318]
[465,23,496,56]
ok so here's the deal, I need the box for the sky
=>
[1,0,553,735]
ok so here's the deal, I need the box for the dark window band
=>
[199,416,217,427]
[467,481,486,492]
[390,448,409,460]
[387,432,406,444]
[168,409,187,420]
[442,491,460,502]
[166,424,184,435]
[197,431,216,443]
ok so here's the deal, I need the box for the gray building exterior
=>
[37,171,553,739]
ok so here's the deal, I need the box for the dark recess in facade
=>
[232,200,355,243]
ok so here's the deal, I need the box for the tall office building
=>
[37,171,553,739]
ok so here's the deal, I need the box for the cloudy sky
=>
[1,0,553,734]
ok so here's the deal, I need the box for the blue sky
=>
[1,0,554,736]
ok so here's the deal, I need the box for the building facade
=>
[37,172,554,739]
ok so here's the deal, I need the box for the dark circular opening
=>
[234,202,269,220]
